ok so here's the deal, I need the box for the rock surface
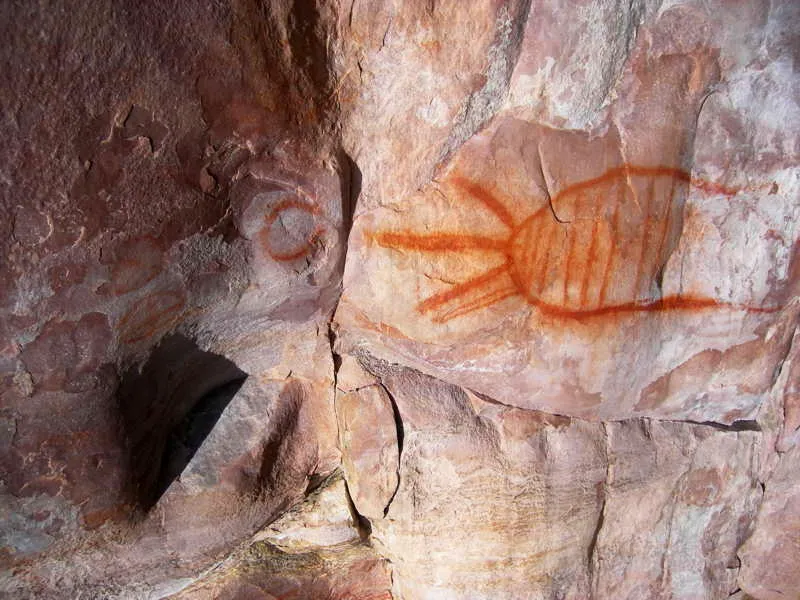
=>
[337,10,798,423]
[253,472,361,554]
[341,357,763,600]
[172,474,391,600]
[335,357,400,521]
[1,0,798,598]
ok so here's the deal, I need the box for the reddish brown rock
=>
[98,236,165,297]
[338,358,764,599]
[335,359,400,520]
[1,0,798,598]
[738,445,800,599]
[1,0,348,595]
[20,312,113,393]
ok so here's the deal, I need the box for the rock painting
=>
[261,196,324,262]
[370,164,773,323]
[118,290,187,344]
[99,236,164,296]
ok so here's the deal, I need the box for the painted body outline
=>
[370,164,773,323]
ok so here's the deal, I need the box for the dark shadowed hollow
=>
[117,334,247,511]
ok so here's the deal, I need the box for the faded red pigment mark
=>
[261,198,324,261]
[678,467,725,507]
[99,235,165,296]
[370,164,778,323]
[118,290,186,343]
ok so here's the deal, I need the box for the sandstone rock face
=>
[173,474,392,600]
[341,358,763,600]
[335,357,400,521]
[1,0,798,598]
[738,445,800,600]
[253,472,361,553]
[337,11,798,423]
[1,0,346,593]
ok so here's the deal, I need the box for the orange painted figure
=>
[371,165,769,323]
[261,197,324,262]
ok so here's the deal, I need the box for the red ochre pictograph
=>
[261,197,324,262]
[103,236,164,296]
[370,165,775,323]
[119,290,186,343]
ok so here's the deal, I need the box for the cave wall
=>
[1,1,798,598]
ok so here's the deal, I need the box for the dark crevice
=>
[379,381,404,517]
[538,144,569,225]
[329,324,345,397]
[342,476,373,542]
[681,419,761,433]
[118,334,247,512]
[587,498,606,586]
[319,149,361,319]
[381,383,405,457]
[654,262,667,291]
[338,148,362,247]
[157,377,246,499]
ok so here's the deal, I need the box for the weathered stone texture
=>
[337,4,799,423]
[331,358,763,599]
[1,0,798,598]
